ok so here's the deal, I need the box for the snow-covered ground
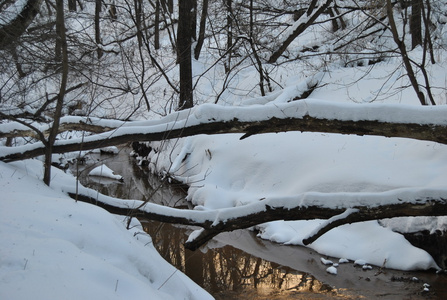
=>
[0,159,213,300]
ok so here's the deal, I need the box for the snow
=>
[89,164,123,180]
[256,220,438,271]
[1,64,446,300]
[326,266,338,275]
[354,259,368,266]
[0,160,212,300]
[320,257,333,265]
[339,258,350,264]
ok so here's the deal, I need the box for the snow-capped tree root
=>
[67,191,447,251]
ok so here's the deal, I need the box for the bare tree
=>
[3,100,447,162]
[95,0,103,58]
[177,0,194,109]
[194,0,208,60]
[410,0,423,49]
[43,0,69,185]
[386,0,435,105]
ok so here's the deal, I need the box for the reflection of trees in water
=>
[141,221,336,298]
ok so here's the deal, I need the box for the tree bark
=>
[68,0,77,11]
[95,0,103,58]
[155,0,160,49]
[224,0,233,73]
[249,0,265,96]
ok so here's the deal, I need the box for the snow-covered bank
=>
[146,129,447,271]
[0,160,213,300]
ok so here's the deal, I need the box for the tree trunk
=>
[386,0,429,105]
[95,0,103,59]
[44,0,69,185]
[410,0,422,49]
[194,0,208,60]
[161,0,173,14]
[224,0,233,74]
[177,0,194,109]
[68,0,77,11]
[68,191,447,251]
[109,3,117,21]
[191,0,197,41]
[249,0,265,96]
[155,0,160,49]
[422,0,435,65]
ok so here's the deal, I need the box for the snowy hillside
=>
[0,159,212,300]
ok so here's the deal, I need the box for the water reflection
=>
[141,221,351,299]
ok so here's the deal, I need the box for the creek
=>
[71,147,447,299]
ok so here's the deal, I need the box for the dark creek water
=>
[72,147,447,299]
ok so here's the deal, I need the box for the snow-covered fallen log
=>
[65,181,447,251]
[2,100,447,162]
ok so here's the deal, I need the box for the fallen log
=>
[2,101,447,162]
[67,189,447,251]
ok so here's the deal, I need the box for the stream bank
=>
[71,146,447,299]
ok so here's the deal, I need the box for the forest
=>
[2,0,447,299]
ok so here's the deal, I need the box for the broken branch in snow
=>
[268,0,333,63]
[302,208,359,245]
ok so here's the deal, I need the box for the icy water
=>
[72,147,447,299]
